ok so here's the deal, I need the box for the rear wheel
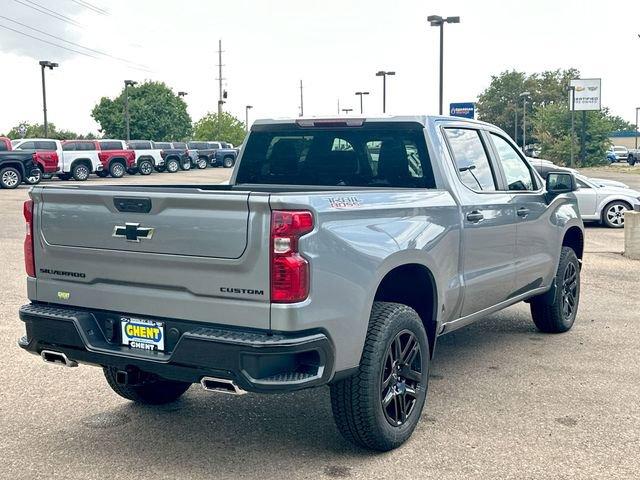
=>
[25,168,42,185]
[71,163,90,181]
[109,161,126,178]
[628,155,636,166]
[330,302,429,451]
[166,158,180,173]
[138,159,153,175]
[530,246,580,333]
[103,367,191,405]
[0,167,22,189]
[602,201,629,228]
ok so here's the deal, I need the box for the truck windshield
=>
[236,124,435,188]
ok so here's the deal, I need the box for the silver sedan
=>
[573,175,640,228]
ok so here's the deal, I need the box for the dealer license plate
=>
[121,317,165,352]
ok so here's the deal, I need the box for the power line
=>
[0,22,97,58]
[23,0,81,24]
[0,14,150,71]
[69,0,109,16]
[14,0,82,28]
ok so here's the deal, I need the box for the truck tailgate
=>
[31,186,271,329]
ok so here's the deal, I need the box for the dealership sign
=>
[450,102,475,119]
[569,78,601,111]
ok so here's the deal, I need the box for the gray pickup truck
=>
[18,116,583,451]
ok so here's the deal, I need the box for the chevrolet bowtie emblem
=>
[113,223,155,242]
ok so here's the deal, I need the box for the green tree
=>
[192,112,246,146]
[5,121,82,140]
[531,104,629,166]
[477,69,579,145]
[91,81,192,141]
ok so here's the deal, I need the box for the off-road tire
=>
[71,163,90,181]
[103,367,191,405]
[0,167,22,189]
[180,160,191,171]
[223,156,235,168]
[197,157,208,169]
[166,158,180,173]
[530,246,580,333]
[24,168,42,185]
[330,301,429,451]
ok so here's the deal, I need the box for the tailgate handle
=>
[114,197,152,213]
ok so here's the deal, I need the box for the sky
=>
[1,0,639,136]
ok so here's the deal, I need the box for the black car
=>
[153,142,192,172]
[0,151,41,189]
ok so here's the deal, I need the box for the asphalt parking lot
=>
[0,168,638,480]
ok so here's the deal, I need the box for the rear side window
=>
[99,141,122,150]
[16,141,35,150]
[444,128,496,191]
[76,142,95,151]
[62,142,76,151]
[187,142,209,149]
[128,141,150,150]
[490,134,536,191]
[35,141,57,150]
[172,142,186,149]
[236,125,435,188]
[154,142,172,149]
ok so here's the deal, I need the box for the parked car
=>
[529,159,640,227]
[172,142,198,169]
[0,150,41,188]
[608,146,629,162]
[18,115,584,451]
[59,140,105,180]
[626,146,639,166]
[208,141,238,168]
[12,138,61,180]
[186,141,214,169]
[65,140,135,179]
[153,142,191,172]
[126,140,165,175]
[0,137,11,151]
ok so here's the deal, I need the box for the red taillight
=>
[23,200,35,277]
[270,210,313,303]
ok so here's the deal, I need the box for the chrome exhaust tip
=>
[200,376,246,395]
[40,350,78,368]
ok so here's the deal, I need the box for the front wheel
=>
[223,156,235,168]
[181,160,191,171]
[330,302,429,451]
[602,201,629,228]
[530,246,580,333]
[197,157,208,169]
[0,167,22,189]
[628,155,636,166]
[25,168,42,185]
[103,367,191,404]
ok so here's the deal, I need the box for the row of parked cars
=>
[607,145,639,165]
[0,137,238,188]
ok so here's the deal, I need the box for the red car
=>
[62,140,136,178]
[0,137,12,151]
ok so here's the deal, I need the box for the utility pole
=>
[124,79,138,142]
[39,60,58,137]
[514,104,518,144]
[299,80,304,116]
[217,39,225,115]
[635,107,639,150]
[519,91,530,151]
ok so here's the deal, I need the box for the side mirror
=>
[546,171,576,200]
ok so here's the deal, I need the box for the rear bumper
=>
[18,303,334,393]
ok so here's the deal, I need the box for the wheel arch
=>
[562,226,584,260]
[70,158,93,172]
[0,161,26,177]
[373,263,439,358]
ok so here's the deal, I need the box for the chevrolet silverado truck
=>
[18,116,584,451]
[92,140,137,178]
[208,141,238,168]
[12,138,61,181]
[0,150,41,188]
[153,142,191,172]
[126,140,164,175]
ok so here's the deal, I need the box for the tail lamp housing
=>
[23,200,35,277]
[270,210,313,303]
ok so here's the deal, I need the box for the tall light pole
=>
[124,80,138,142]
[569,86,576,167]
[514,102,518,144]
[355,91,369,114]
[519,91,531,151]
[427,15,460,115]
[635,107,640,150]
[39,60,58,138]
[245,105,253,132]
[178,91,188,98]
[375,71,395,113]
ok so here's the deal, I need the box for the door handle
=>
[466,211,484,223]
[516,207,530,218]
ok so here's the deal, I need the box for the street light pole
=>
[355,91,369,114]
[636,107,639,150]
[39,60,58,137]
[428,15,460,115]
[341,108,353,115]
[178,91,188,98]
[514,104,518,145]
[375,71,395,113]
[245,105,253,132]
[519,91,530,151]
[124,80,137,142]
